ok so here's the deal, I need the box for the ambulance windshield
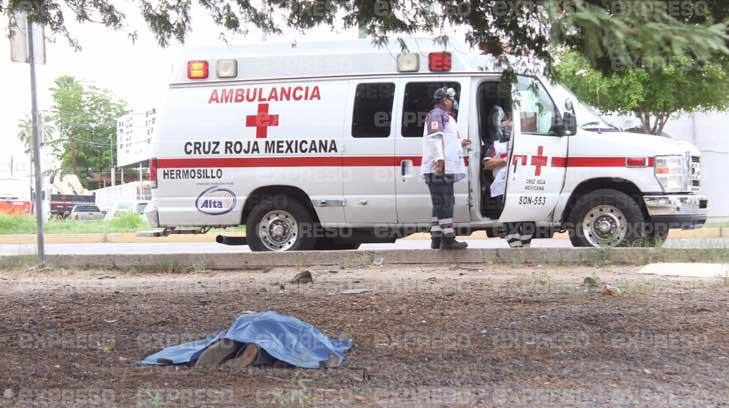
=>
[549,83,619,132]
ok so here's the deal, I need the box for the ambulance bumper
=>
[643,194,709,229]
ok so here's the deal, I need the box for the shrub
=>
[107,211,147,231]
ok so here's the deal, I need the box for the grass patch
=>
[0,254,38,270]
[0,213,247,235]
[705,222,729,228]
[615,278,658,296]
[0,214,37,233]
[0,213,149,234]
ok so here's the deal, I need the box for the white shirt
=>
[485,140,509,197]
[420,106,466,182]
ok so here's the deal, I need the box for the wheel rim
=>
[257,210,299,251]
[582,205,627,247]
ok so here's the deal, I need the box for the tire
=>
[314,238,361,251]
[246,195,317,252]
[567,189,648,248]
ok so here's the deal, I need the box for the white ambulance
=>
[145,39,708,251]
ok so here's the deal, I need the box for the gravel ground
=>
[1,264,728,407]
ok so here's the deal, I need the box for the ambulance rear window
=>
[351,83,395,138]
[401,82,460,137]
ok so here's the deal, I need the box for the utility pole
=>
[110,135,115,186]
[27,15,46,264]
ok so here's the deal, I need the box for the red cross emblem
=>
[246,103,279,138]
[530,146,548,176]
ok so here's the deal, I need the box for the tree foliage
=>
[16,113,55,156]
[49,76,127,188]
[555,51,729,134]
[2,1,728,75]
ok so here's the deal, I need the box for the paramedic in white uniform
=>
[421,87,470,250]
[483,105,536,248]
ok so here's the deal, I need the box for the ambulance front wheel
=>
[567,189,650,248]
[246,195,317,252]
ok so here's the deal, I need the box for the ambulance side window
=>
[401,82,461,138]
[516,77,558,135]
[351,83,395,138]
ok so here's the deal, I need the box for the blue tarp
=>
[139,311,352,369]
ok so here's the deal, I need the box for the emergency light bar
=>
[187,60,209,79]
[428,52,452,72]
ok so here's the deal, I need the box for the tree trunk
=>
[637,111,673,135]
[71,134,78,176]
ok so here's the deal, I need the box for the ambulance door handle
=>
[400,160,413,177]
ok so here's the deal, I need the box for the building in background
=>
[92,108,155,211]
[115,108,154,184]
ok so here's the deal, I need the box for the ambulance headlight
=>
[216,59,238,78]
[655,155,689,192]
[397,53,420,72]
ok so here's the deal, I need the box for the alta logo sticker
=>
[195,185,237,215]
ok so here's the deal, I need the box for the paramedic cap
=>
[433,87,457,104]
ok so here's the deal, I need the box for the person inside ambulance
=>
[422,87,471,250]
[483,105,536,248]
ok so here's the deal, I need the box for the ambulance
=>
[144,39,708,251]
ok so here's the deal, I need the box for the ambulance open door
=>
[498,76,569,223]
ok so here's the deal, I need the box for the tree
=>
[16,114,57,186]
[2,1,728,76]
[555,51,729,134]
[49,76,127,188]
[16,114,56,157]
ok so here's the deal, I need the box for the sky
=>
[0,5,363,178]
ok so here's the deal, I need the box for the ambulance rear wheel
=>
[568,189,647,248]
[246,196,316,252]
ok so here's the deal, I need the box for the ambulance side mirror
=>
[562,112,577,136]
[562,99,577,136]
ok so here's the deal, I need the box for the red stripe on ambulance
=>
[551,156,654,168]
[159,156,654,169]
[159,156,425,168]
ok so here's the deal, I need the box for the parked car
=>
[69,205,104,220]
[104,201,134,220]
[104,200,149,220]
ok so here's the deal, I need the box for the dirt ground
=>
[1,262,728,407]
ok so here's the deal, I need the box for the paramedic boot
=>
[440,237,468,250]
[430,237,442,249]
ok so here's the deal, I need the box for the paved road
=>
[1,238,727,255]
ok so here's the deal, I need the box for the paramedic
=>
[422,87,470,250]
[483,105,535,248]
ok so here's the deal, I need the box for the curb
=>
[0,232,239,245]
[0,228,726,245]
[2,248,728,271]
